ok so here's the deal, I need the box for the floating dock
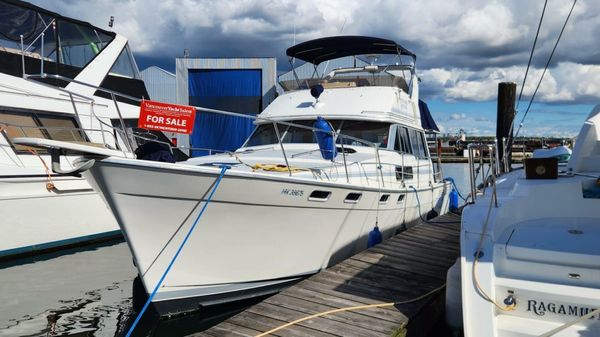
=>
[191,212,461,337]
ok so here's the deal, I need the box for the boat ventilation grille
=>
[309,190,331,202]
[344,193,362,203]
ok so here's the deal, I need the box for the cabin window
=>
[37,116,85,142]
[244,119,390,148]
[419,132,430,159]
[396,126,412,154]
[108,44,140,79]
[409,128,428,159]
[395,166,413,180]
[336,120,390,147]
[0,110,86,152]
[57,20,113,68]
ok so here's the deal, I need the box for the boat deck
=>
[190,211,461,337]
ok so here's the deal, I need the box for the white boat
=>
[449,106,600,336]
[17,36,452,314]
[0,0,162,258]
[533,145,572,162]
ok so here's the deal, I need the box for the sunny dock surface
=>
[191,212,461,337]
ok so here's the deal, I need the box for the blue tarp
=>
[419,99,439,132]
[188,69,261,156]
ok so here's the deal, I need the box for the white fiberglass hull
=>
[460,169,600,337]
[0,175,120,259]
[83,157,450,314]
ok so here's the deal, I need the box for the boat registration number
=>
[281,189,304,197]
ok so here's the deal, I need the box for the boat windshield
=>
[279,54,414,92]
[244,119,391,148]
[0,1,115,76]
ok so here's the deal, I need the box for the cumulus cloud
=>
[421,62,600,104]
[449,113,467,121]
[28,0,598,136]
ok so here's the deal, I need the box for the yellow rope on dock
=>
[253,283,446,337]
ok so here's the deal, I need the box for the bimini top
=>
[286,36,416,65]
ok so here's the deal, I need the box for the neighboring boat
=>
[533,145,572,162]
[449,106,600,336]
[17,36,451,314]
[0,0,161,258]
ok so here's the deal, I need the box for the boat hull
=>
[0,175,120,259]
[84,158,450,314]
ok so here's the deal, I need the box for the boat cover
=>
[286,36,415,65]
[419,100,439,132]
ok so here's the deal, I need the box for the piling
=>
[496,82,516,172]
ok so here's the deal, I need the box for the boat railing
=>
[19,71,391,186]
[18,18,57,77]
[0,122,119,154]
[467,143,500,205]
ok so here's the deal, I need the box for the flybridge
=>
[0,0,145,99]
[279,36,418,94]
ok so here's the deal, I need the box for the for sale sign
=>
[138,100,196,134]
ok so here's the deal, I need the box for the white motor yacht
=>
[448,106,600,336]
[0,0,169,258]
[17,36,452,314]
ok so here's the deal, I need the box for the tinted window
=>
[337,120,390,147]
[396,126,412,154]
[108,44,139,79]
[409,128,426,158]
[37,116,85,142]
[419,132,429,159]
[0,110,85,152]
[58,20,112,68]
[244,119,390,147]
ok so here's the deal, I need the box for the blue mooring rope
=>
[444,177,467,201]
[125,165,230,337]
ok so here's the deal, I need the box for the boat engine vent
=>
[309,190,331,201]
[344,193,362,203]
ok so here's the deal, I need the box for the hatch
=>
[505,218,600,269]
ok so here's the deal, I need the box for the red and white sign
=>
[138,100,196,134]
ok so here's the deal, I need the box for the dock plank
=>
[190,212,461,337]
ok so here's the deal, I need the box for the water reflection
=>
[0,240,267,337]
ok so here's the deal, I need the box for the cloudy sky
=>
[32,0,598,137]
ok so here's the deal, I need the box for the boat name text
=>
[527,300,600,319]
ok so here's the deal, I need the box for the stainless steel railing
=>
[18,42,435,188]
[467,143,499,206]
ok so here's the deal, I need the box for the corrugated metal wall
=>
[174,57,278,152]
[176,58,277,108]
[140,66,177,103]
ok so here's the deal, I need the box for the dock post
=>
[496,82,516,173]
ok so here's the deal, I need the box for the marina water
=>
[0,163,473,337]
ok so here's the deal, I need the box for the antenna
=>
[108,16,114,29]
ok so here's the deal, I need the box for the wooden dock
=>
[192,212,461,337]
